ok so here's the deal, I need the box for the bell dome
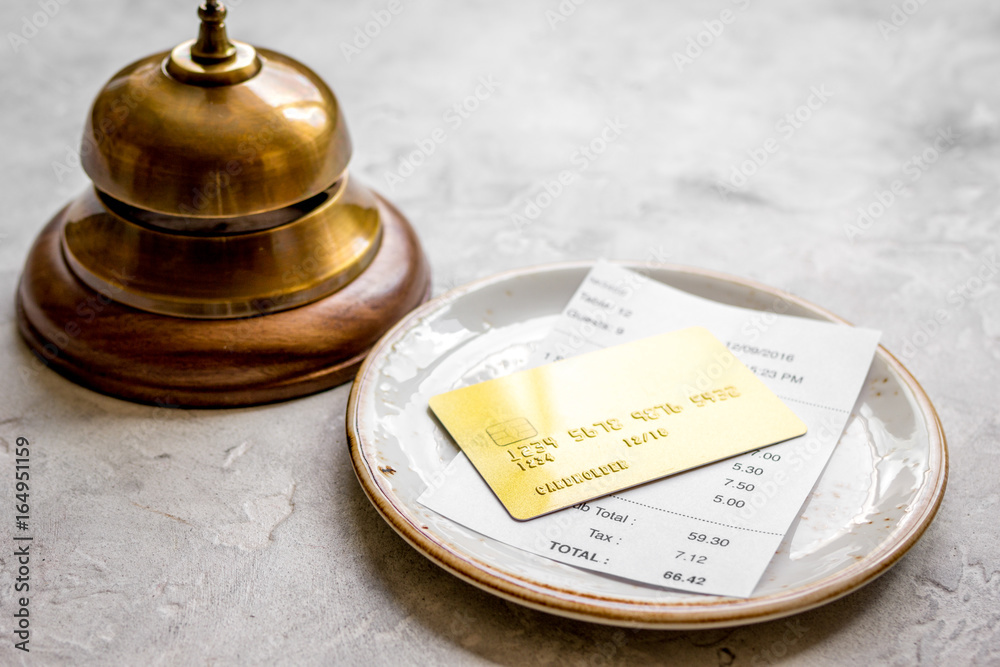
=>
[80,0,352,219]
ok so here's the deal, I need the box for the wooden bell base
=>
[16,195,430,408]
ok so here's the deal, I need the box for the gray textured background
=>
[1,0,998,664]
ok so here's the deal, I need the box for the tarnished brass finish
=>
[83,46,349,218]
[82,7,350,220]
[166,0,261,86]
[62,174,381,319]
[190,0,237,63]
[15,0,430,406]
[166,40,262,86]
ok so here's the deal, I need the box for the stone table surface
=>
[1,0,998,664]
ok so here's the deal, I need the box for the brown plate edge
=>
[345,260,948,629]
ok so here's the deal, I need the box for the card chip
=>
[486,418,537,446]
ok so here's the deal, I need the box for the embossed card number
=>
[428,327,807,520]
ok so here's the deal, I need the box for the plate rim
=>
[346,260,948,629]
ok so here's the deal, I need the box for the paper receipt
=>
[419,261,881,597]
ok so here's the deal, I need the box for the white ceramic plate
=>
[347,262,947,628]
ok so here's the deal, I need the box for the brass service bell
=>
[16,1,430,407]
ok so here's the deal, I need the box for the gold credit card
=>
[428,327,807,520]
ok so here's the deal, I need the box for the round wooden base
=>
[16,195,430,407]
